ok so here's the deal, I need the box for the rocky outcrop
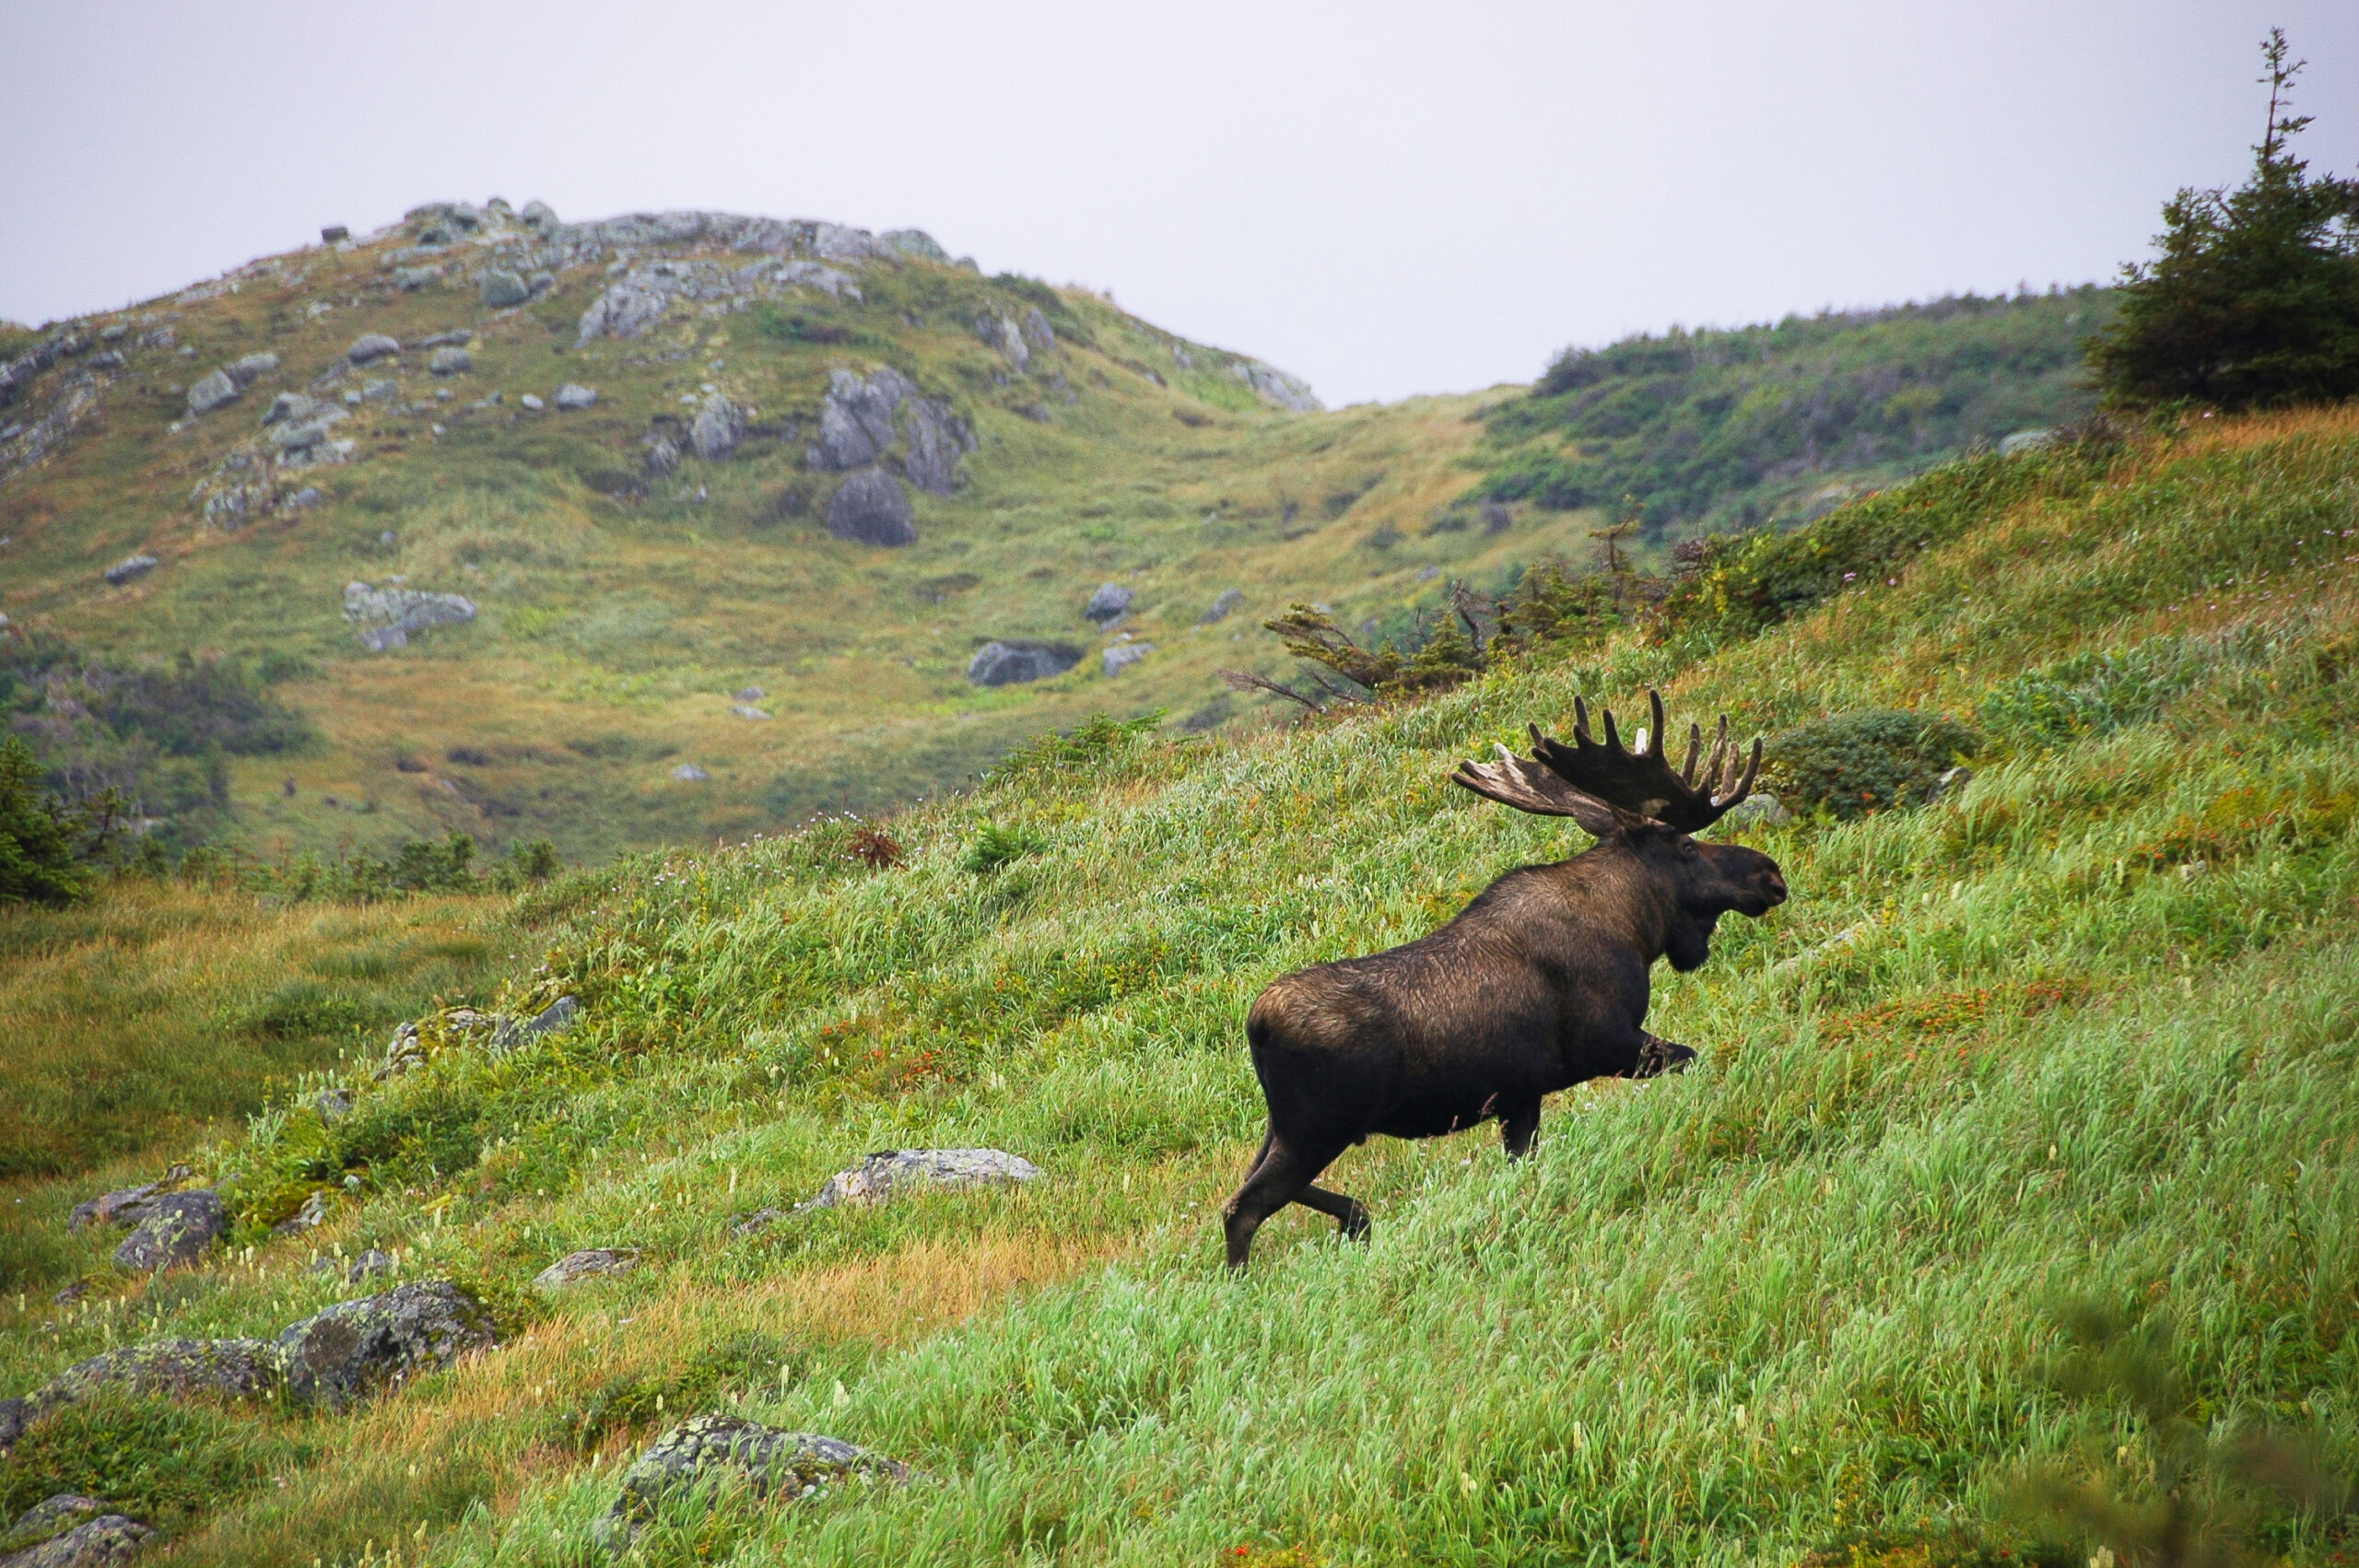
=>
[965,641,1080,686]
[973,312,1028,370]
[825,467,916,547]
[808,369,973,495]
[803,1149,1040,1209]
[1084,583,1133,623]
[184,369,238,416]
[274,1281,498,1412]
[689,392,745,460]
[0,330,92,413]
[1230,358,1320,413]
[601,1415,905,1549]
[343,582,477,651]
[111,1191,224,1270]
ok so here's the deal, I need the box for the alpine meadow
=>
[3,31,2359,1568]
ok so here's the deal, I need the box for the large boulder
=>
[183,369,238,415]
[40,1337,277,1406]
[111,1191,225,1271]
[346,333,402,365]
[803,1149,1040,1209]
[600,1415,906,1549]
[479,269,530,309]
[342,582,476,651]
[809,369,972,495]
[1083,582,1133,623]
[274,1281,497,1412]
[824,468,915,547]
[689,392,745,461]
[0,1496,153,1567]
[965,641,1080,687]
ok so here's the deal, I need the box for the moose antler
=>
[1451,736,1622,837]
[1527,688,1761,832]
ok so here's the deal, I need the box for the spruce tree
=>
[2089,31,2359,411]
[0,736,88,905]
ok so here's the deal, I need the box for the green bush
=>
[1766,709,1979,819]
[0,735,88,905]
[964,823,1048,874]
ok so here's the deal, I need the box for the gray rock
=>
[184,369,238,415]
[360,378,399,404]
[347,333,401,365]
[0,1398,29,1450]
[689,392,745,460]
[85,351,124,372]
[1199,588,1245,625]
[734,685,765,702]
[670,763,709,782]
[554,383,597,412]
[1102,642,1152,675]
[102,554,158,586]
[601,1415,905,1548]
[533,1248,640,1290]
[41,1337,278,1406]
[1232,358,1321,413]
[372,1007,498,1081]
[270,1191,329,1235]
[263,391,322,426]
[479,269,530,309]
[112,1190,224,1270]
[803,1148,1040,1210]
[825,468,915,547]
[0,1507,154,1567]
[1719,792,1793,828]
[321,224,349,243]
[731,704,771,721]
[274,1280,497,1412]
[314,1087,353,1123]
[270,411,346,454]
[519,393,545,411]
[881,228,947,262]
[225,352,279,388]
[414,330,473,348]
[393,266,440,292]
[2000,428,2059,455]
[427,347,472,377]
[98,325,128,344]
[65,1171,187,1233]
[643,435,679,476]
[520,200,559,233]
[345,1248,396,1282]
[1929,766,1974,803]
[1021,308,1055,352]
[1083,582,1133,623]
[288,486,322,509]
[975,312,1027,370]
[491,995,579,1049]
[897,394,974,495]
[814,368,906,470]
[342,582,477,650]
[965,641,1080,687]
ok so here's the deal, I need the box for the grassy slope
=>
[1,408,2356,1566]
[0,217,1604,861]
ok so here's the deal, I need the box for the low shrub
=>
[1766,709,1979,819]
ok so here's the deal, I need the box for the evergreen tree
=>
[2089,31,2359,411]
[0,736,89,905]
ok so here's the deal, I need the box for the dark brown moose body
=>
[1224,691,1789,1270]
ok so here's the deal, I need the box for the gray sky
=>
[4,1,2353,406]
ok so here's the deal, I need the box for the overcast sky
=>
[4,1,2354,406]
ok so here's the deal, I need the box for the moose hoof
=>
[1632,1036,1698,1079]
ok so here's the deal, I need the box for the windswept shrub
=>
[1767,709,1979,819]
[0,735,88,905]
[1980,637,2219,744]
[964,824,1046,874]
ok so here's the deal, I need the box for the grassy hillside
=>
[1,404,2353,1565]
[0,201,1625,863]
[1478,289,2116,537]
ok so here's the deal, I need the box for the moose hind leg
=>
[1221,1136,1346,1271]
[1293,1183,1372,1243]
[1499,1095,1542,1160]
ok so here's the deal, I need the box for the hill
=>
[2,404,2354,1566]
[1476,288,2116,537]
[0,200,1609,863]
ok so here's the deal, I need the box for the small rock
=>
[225,352,279,388]
[965,641,1081,687]
[262,391,316,426]
[1198,588,1245,625]
[1719,793,1793,828]
[112,1190,225,1270]
[825,468,916,547]
[347,333,402,365]
[1083,583,1133,623]
[343,581,477,650]
[533,1248,640,1290]
[520,393,546,411]
[393,266,440,292]
[671,763,710,783]
[288,486,322,509]
[427,347,472,377]
[314,1087,353,1122]
[803,1149,1040,1211]
[1021,308,1056,352]
[689,392,745,460]
[734,685,765,702]
[321,225,349,244]
[731,704,771,721]
[600,1415,906,1549]
[0,1398,29,1451]
[729,1208,781,1236]
[520,200,560,232]
[274,1281,497,1412]
[554,383,597,411]
[2000,428,2059,455]
[642,436,679,476]
[1102,642,1153,676]
[98,325,128,344]
[346,1248,396,1282]
[271,1192,330,1235]
[479,269,530,309]
[1928,766,1973,804]
[184,369,238,415]
[489,995,579,1050]
[360,378,399,404]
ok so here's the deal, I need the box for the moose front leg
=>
[1630,1032,1698,1079]
[1498,1095,1542,1159]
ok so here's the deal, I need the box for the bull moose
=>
[1223,690,1788,1270]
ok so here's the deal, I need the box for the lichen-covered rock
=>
[112,1191,224,1271]
[825,468,915,547]
[0,1497,153,1568]
[373,1006,498,1080]
[41,1337,278,1406]
[65,1169,187,1233]
[599,1415,906,1549]
[490,995,578,1050]
[964,641,1080,687]
[804,1149,1040,1210]
[1083,583,1133,623]
[274,1281,497,1412]
[533,1247,640,1290]
[1199,588,1245,625]
[343,581,477,651]
[479,269,530,309]
[184,369,238,415]
[689,392,745,460]
[346,333,401,365]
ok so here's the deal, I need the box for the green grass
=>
[0,407,2355,1566]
